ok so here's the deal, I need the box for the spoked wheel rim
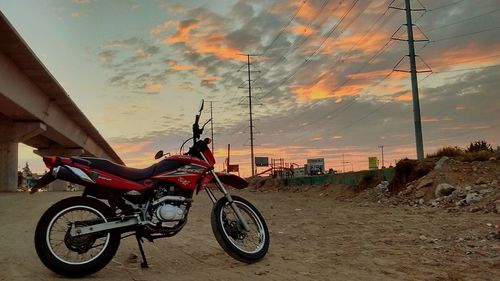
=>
[46,205,110,265]
[219,201,266,254]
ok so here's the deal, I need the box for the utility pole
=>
[238,54,260,176]
[391,0,430,160]
[342,153,345,173]
[405,0,424,160]
[378,145,385,168]
[247,55,255,176]
[227,144,230,171]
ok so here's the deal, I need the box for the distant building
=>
[306,158,325,175]
[293,167,306,177]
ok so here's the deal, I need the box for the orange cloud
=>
[348,69,388,81]
[292,81,332,101]
[165,59,204,74]
[321,32,387,55]
[190,32,244,61]
[292,73,377,102]
[122,154,157,168]
[296,1,319,21]
[176,83,193,90]
[145,83,161,92]
[163,19,199,44]
[162,26,243,61]
[429,42,500,70]
[287,23,315,36]
[112,141,152,155]
[150,20,176,35]
[393,92,412,102]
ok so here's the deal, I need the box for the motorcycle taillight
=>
[43,156,59,168]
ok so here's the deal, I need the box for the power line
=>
[302,0,397,90]
[281,0,332,56]
[322,37,398,98]
[427,0,466,12]
[259,1,401,143]
[331,101,391,136]
[260,0,309,56]
[253,0,345,86]
[424,63,500,76]
[431,26,500,43]
[425,8,500,33]
[257,0,364,100]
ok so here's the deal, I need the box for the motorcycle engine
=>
[155,204,184,222]
[148,185,192,229]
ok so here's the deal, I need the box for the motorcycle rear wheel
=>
[34,196,120,277]
[211,195,269,263]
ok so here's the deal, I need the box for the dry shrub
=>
[427,146,464,158]
[466,140,493,152]
[388,158,435,194]
[462,150,495,162]
[355,171,384,191]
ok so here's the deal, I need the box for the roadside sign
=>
[228,164,239,172]
[368,157,378,170]
[255,157,269,167]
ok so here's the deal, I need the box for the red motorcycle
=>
[31,100,269,277]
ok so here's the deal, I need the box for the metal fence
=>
[281,168,394,186]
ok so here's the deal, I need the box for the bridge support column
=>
[0,142,18,192]
[34,145,84,191]
[0,118,46,192]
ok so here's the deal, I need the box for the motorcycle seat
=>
[73,157,157,181]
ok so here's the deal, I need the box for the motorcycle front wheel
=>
[211,195,269,263]
[34,196,120,277]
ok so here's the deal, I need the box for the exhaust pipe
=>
[52,165,95,186]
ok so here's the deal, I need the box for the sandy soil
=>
[0,188,499,281]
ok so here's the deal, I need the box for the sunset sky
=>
[2,0,499,176]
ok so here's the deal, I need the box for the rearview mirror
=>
[154,150,164,160]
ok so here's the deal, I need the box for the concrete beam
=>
[33,144,84,158]
[14,122,47,142]
[0,116,47,142]
[0,52,116,161]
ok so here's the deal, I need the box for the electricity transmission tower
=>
[238,54,260,176]
[391,0,431,160]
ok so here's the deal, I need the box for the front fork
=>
[199,156,250,232]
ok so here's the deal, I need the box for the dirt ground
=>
[0,188,499,281]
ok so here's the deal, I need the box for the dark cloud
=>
[97,37,167,94]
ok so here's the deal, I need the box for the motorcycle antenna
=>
[208,100,215,152]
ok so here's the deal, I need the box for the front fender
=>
[212,172,249,189]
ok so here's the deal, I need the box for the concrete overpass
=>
[0,12,123,191]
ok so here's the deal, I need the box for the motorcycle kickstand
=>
[135,234,149,268]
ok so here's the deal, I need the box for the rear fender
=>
[212,173,249,189]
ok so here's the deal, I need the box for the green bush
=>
[359,171,375,185]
